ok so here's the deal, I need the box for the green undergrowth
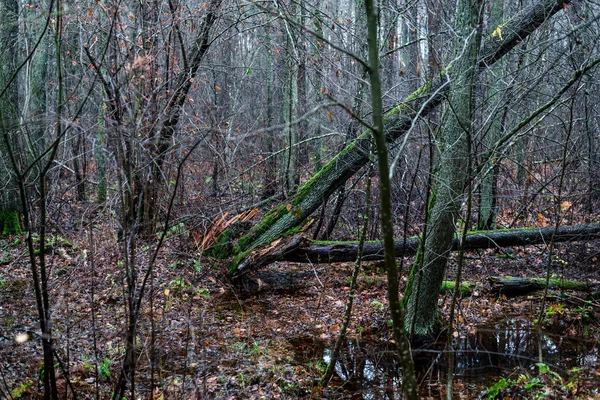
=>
[486,363,581,399]
[30,234,75,253]
[541,302,597,336]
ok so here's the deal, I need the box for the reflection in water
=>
[295,317,599,398]
[322,343,403,399]
[451,317,595,383]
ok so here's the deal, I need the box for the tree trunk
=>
[404,0,482,339]
[261,25,277,199]
[364,0,418,396]
[0,0,21,235]
[95,105,108,203]
[312,8,325,171]
[72,130,87,201]
[229,0,575,270]
[282,24,299,192]
[477,1,505,231]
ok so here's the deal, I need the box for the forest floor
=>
[1,211,600,399]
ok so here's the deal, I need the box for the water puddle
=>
[291,316,599,398]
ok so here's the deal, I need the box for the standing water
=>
[291,316,599,398]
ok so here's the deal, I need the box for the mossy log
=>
[227,0,575,275]
[489,276,597,296]
[229,223,600,278]
[280,223,600,263]
[235,234,310,277]
[440,281,475,296]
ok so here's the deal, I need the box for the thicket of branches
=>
[0,0,599,397]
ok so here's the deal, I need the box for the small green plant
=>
[565,367,582,392]
[237,373,246,389]
[169,276,186,286]
[37,362,59,383]
[99,358,111,380]
[10,380,33,399]
[520,374,541,391]
[573,306,593,322]
[545,303,566,317]
[230,342,246,352]
[168,277,188,294]
[251,343,261,355]
[167,277,209,299]
[487,377,507,399]
[105,272,117,286]
[308,360,326,372]
[370,300,385,312]
[159,222,187,240]
[193,259,202,272]
[536,362,562,382]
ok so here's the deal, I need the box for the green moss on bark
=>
[440,281,475,295]
[493,276,594,291]
[203,230,234,258]
[236,203,289,253]
[230,248,252,274]
[235,138,365,255]
[1,211,22,235]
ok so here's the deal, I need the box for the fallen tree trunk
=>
[227,0,576,275]
[489,276,597,297]
[231,223,600,277]
[276,223,600,264]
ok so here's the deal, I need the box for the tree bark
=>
[0,0,21,234]
[477,1,505,230]
[404,0,482,339]
[261,25,277,199]
[230,0,575,268]
[364,0,419,396]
